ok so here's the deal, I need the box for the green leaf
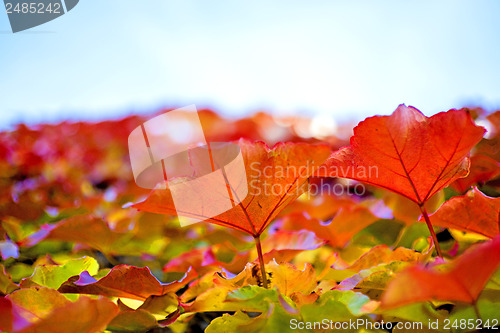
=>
[449,289,500,322]
[381,302,447,330]
[301,290,374,320]
[338,262,409,294]
[107,310,158,332]
[351,219,403,248]
[227,285,286,312]
[0,264,19,295]
[395,223,432,251]
[22,256,99,289]
[206,311,255,333]
[207,289,377,332]
[138,293,180,317]
[206,305,298,333]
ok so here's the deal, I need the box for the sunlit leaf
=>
[422,188,500,238]
[381,236,500,308]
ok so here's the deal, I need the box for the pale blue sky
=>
[1,0,499,128]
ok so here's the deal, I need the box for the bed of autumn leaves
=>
[0,104,499,333]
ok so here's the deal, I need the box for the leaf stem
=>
[473,300,482,322]
[472,289,484,321]
[419,205,443,258]
[254,234,268,289]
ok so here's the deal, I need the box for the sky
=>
[1,0,499,129]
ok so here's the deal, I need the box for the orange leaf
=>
[487,110,500,134]
[281,205,379,248]
[450,154,500,193]
[20,215,124,254]
[58,265,196,301]
[19,296,118,333]
[381,236,500,308]
[163,247,249,276]
[260,230,325,263]
[421,188,500,238]
[342,245,433,272]
[266,261,317,297]
[133,139,330,236]
[280,194,355,221]
[315,105,485,205]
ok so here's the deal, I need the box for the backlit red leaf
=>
[133,139,331,236]
[315,105,485,205]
